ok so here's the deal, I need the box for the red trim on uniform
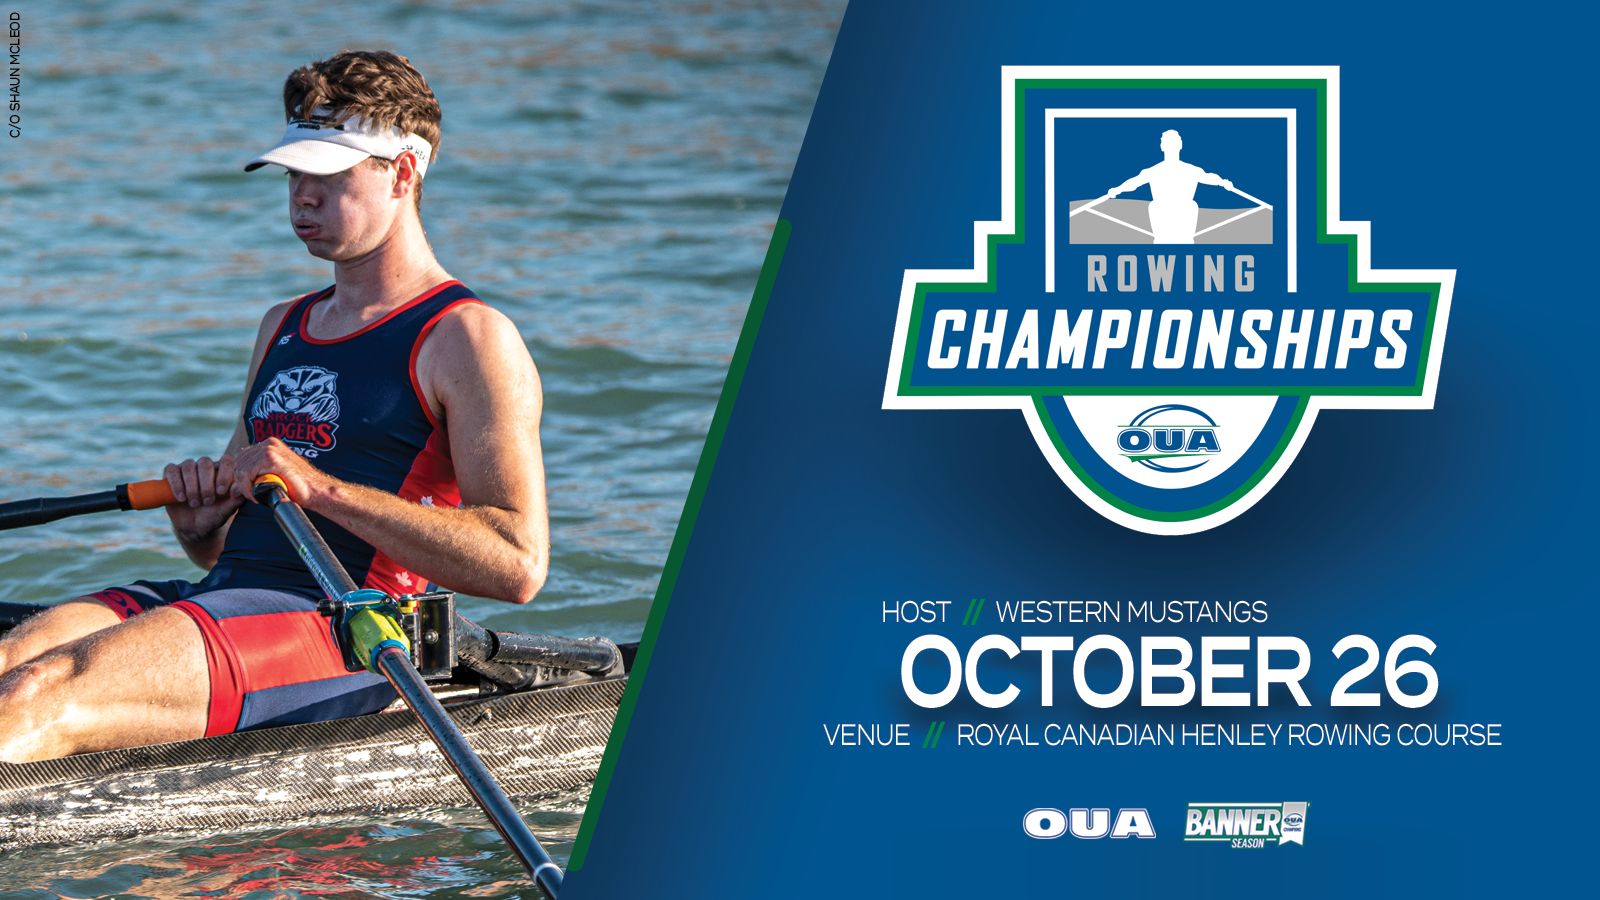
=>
[367,296,483,595]
[88,589,146,621]
[299,280,464,345]
[266,289,331,348]
[408,297,486,430]
[218,611,351,692]
[171,600,246,737]
[363,429,462,594]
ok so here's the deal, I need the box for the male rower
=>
[1108,129,1234,244]
[0,51,548,762]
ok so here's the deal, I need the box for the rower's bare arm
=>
[164,300,295,569]
[230,305,550,603]
[414,303,549,601]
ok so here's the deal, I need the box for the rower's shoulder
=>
[259,297,299,330]
[422,300,536,372]
[434,298,520,340]
[255,288,324,338]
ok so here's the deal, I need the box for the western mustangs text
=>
[882,598,1266,624]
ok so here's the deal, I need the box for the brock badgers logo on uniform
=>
[250,365,341,456]
[883,66,1454,535]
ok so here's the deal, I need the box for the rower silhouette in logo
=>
[1069,130,1272,244]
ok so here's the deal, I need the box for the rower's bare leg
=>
[0,606,209,763]
[0,598,123,678]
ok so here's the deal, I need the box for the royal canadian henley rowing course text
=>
[817,598,1503,751]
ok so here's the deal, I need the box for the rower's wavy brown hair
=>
[282,50,442,207]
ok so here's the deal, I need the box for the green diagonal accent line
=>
[922,721,938,749]
[930,721,946,749]
[960,598,975,625]
[971,598,984,625]
[568,219,792,871]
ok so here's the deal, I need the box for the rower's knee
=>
[0,659,70,763]
[0,655,73,708]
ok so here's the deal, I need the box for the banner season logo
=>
[883,67,1453,534]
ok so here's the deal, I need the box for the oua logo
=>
[1116,404,1221,472]
[1024,807,1157,839]
[883,66,1453,534]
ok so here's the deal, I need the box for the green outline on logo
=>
[1033,394,1308,523]
[889,77,1445,528]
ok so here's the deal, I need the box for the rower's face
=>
[286,159,404,261]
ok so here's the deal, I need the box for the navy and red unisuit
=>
[92,280,485,734]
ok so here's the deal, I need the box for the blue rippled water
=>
[0,0,843,894]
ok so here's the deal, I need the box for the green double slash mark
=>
[961,598,986,626]
[923,600,982,750]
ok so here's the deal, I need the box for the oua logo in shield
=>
[882,66,1453,535]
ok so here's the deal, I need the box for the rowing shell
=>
[0,602,633,848]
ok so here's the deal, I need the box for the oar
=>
[1067,192,1157,238]
[1222,183,1272,209]
[1067,192,1116,218]
[249,474,564,899]
[0,480,178,531]
[1191,184,1274,239]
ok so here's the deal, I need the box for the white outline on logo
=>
[882,66,1455,536]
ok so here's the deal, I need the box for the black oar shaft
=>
[376,647,564,897]
[0,490,121,531]
[252,477,562,897]
[0,479,177,532]
[259,486,359,599]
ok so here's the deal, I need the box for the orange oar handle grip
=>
[122,475,292,510]
[122,480,179,510]
[253,473,291,502]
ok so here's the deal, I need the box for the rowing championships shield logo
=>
[882,66,1453,534]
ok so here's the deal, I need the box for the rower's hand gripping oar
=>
[251,474,565,899]
[0,480,178,531]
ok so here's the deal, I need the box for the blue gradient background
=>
[564,0,1593,896]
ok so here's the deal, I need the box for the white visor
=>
[244,109,433,179]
